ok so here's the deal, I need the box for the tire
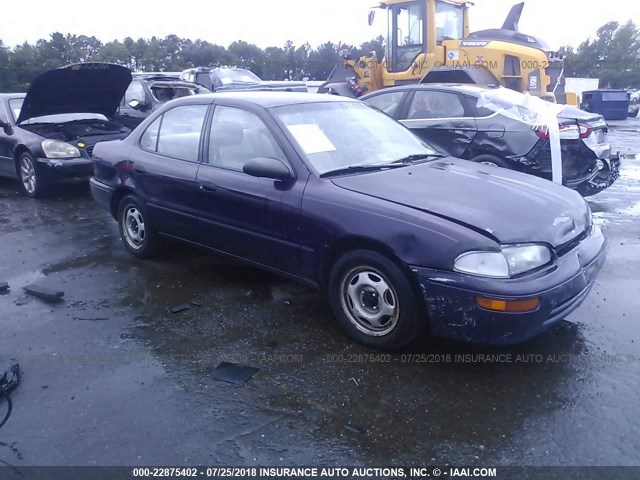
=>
[117,195,161,258]
[471,154,511,170]
[328,250,426,350]
[17,152,47,197]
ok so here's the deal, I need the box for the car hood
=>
[331,158,589,248]
[17,63,132,124]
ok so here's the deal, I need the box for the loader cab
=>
[381,0,468,73]
[386,2,425,73]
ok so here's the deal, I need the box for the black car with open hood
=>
[0,63,132,197]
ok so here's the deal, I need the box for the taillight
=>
[534,124,580,140]
[579,123,592,138]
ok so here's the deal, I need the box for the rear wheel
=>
[329,250,426,350]
[18,152,46,197]
[471,154,511,169]
[117,195,161,258]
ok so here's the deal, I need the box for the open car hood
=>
[17,63,132,124]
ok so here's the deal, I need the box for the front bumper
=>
[412,224,607,346]
[36,156,93,182]
[577,155,621,197]
[89,177,115,215]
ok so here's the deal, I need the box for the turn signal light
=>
[476,296,540,313]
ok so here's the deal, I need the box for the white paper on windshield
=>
[287,124,336,155]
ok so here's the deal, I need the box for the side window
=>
[124,81,146,104]
[364,92,405,118]
[140,116,162,151]
[141,105,208,161]
[465,96,495,118]
[407,91,466,119]
[208,106,286,172]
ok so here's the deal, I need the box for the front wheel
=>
[18,152,46,197]
[328,250,426,350]
[471,154,511,169]
[117,195,161,258]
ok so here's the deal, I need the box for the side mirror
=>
[243,157,292,181]
[368,10,376,26]
[128,99,146,110]
[0,120,13,136]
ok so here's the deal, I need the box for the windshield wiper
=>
[319,163,406,178]
[390,153,444,164]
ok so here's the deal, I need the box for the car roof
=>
[170,91,357,109]
[363,83,493,97]
[0,93,26,99]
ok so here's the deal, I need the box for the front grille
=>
[85,145,95,157]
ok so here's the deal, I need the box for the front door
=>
[196,105,304,275]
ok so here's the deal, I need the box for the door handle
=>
[134,165,146,174]
[199,181,217,193]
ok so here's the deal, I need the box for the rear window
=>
[602,92,629,102]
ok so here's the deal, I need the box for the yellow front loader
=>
[320,1,575,105]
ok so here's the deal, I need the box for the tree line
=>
[560,20,640,89]
[0,34,385,91]
[0,19,638,92]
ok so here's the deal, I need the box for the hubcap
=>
[20,157,36,194]
[122,206,146,249]
[340,268,399,336]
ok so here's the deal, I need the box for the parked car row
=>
[179,67,308,93]
[0,63,610,350]
[0,63,621,198]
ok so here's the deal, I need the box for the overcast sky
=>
[2,0,639,51]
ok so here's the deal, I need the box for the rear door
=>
[399,89,477,157]
[196,104,305,275]
[130,103,209,241]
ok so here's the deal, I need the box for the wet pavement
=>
[0,119,639,470]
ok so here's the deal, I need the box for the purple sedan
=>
[90,92,606,350]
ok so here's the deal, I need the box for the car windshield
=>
[10,98,108,124]
[8,98,23,122]
[272,101,439,176]
[435,1,464,44]
[218,70,261,85]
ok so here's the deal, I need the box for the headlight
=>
[501,244,552,276]
[41,139,81,159]
[585,200,593,227]
[455,244,552,278]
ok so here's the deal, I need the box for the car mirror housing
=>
[243,157,292,181]
[0,120,13,136]
[128,99,146,110]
